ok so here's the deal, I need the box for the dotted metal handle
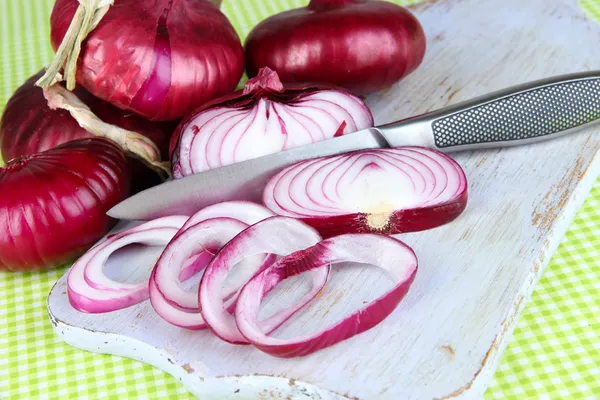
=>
[431,78,600,148]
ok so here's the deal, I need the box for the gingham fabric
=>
[0,1,598,399]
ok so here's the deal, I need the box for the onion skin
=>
[170,67,374,178]
[244,0,426,94]
[0,138,130,272]
[50,0,245,121]
[301,193,468,238]
[0,71,175,193]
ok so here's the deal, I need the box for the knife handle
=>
[377,70,600,151]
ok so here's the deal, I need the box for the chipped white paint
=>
[47,0,600,398]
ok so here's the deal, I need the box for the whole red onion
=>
[0,71,174,192]
[0,138,130,272]
[47,0,244,121]
[244,0,426,95]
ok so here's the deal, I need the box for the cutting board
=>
[47,0,600,398]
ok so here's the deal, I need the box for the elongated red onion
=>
[67,216,188,313]
[262,147,468,238]
[149,201,275,329]
[235,233,417,358]
[170,67,373,178]
[244,0,426,95]
[0,71,174,192]
[39,0,244,121]
[0,138,129,272]
[199,217,329,344]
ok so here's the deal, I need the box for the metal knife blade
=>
[108,70,600,221]
[107,128,389,220]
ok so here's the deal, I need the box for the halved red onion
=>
[199,217,329,344]
[149,202,275,329]
[262,147,468,238]
[235,233,417,358]
[171,68,373,178]
[67,215,188,313]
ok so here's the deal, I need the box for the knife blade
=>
[108,70,600,220]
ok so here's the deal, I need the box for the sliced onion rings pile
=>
[66,211,419,358]
[262,147,468,238]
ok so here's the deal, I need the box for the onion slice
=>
[199,217,329,344]
[262,147,468,238]
[235,233,418,358]
[67,216,188,313]
[149,202,275,329]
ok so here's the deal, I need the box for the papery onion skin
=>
[0,138,130,272]
[244,0,426,94]
[50,0,245,121]
[262,147,468,238]
[235,233,417,358]
[0,71,175,193]
[170,67,374,178]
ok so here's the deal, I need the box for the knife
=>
[108,70,600,221]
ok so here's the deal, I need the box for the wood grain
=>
[47,0,600,398]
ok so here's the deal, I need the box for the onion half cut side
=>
[199,217,329,344]
[67,216,189,313]
[170,67,374,178]
[235,233,418,358]
[262,147,468,238]
[149,202,275,329]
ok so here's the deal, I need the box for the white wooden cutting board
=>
[47,0,600,398]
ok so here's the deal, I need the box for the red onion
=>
[199,217,329,344]
[67,216,188,313]
[171,67,374,178]
[0,138,129,272]
[38,0,244,122]
[0,71,174,192]
[235,233,417,358]
[178,200,275,233]
[149,201,274,329]
[244,0,426,95]
[262,147,468,238]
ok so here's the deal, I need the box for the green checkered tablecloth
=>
[0,1,598,399]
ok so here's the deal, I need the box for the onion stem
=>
[36,0,114,90]
[43,80,171,179]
